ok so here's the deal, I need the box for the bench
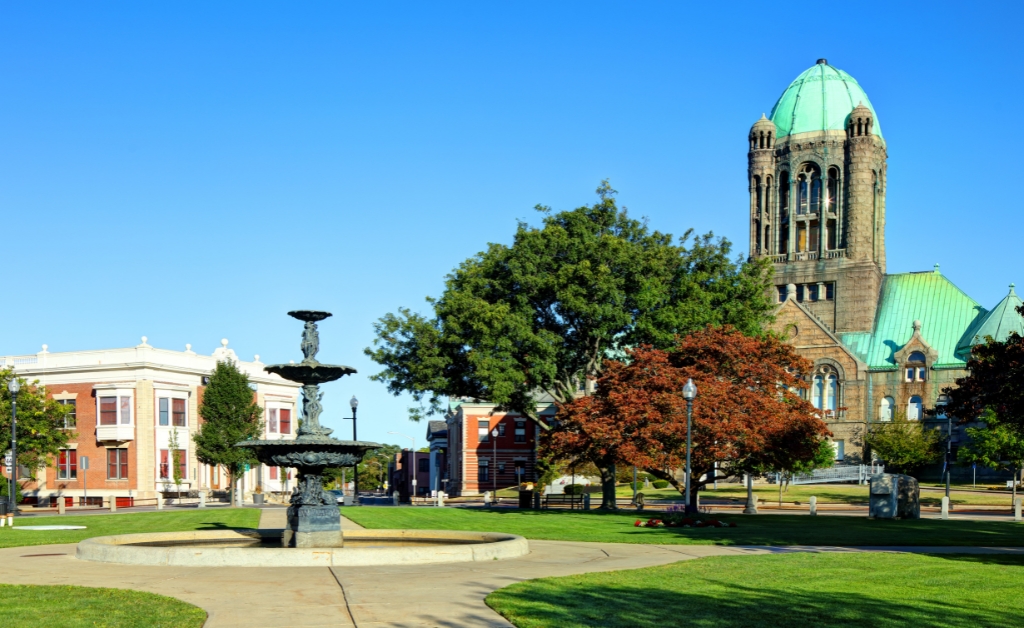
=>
[543,494,584,509]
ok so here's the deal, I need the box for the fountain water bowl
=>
[76,529,529,567]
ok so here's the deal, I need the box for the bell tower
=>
[749,59,887,333]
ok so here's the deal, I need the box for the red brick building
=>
[444,399,552,496]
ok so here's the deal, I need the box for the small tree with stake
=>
[169,427,184,504]
[194,360,263,507]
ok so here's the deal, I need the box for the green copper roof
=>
[957,284,1024,351]
[769,60,883,139]
[839,270,984,369]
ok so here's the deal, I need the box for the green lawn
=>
[0,584,206,628]
[617,483,1018,506]
[486,553,1024,627]
[0,509,260,549]
[343,506,1024,546]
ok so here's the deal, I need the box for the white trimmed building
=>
[2,338,299,506]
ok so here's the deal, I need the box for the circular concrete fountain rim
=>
[75,529,529,567]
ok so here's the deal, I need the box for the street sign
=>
[80,456,89,471]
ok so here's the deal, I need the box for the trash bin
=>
[0,498,8,516]
[253,493,265,506]
[519,490,533,509]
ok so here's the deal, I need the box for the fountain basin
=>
[76,529,529,567]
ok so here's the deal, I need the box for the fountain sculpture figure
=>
[237,310,380,548]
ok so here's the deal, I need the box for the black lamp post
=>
[8,377,20,515]
[682,378,697,514]
[348,396,359,503]
[491,427,499,494]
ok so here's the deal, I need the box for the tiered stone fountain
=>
[236,310,379,548]
[74,311,529,567]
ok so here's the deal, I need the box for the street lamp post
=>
[682,378,697,514]
[8,377,20,515]
[347,396,359,504]
[491,428,499,495]
[388,431,416,502]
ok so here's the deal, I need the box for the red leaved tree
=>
[542,326,830,509]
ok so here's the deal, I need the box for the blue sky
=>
[2,2,1021,447]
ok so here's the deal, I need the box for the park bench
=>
[543,494,584,509]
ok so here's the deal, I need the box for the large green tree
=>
[944,306,1024,434]
[957,409,1024,504]
[0,369,73,490]
[366,183,774,501]
[193,360,263,507]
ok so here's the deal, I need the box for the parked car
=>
[326,490,345,505]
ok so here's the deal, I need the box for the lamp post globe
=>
[348,396,359,503]
[8,377,21,515]
[682,378,697,513]
[350,396,358,411]
[491,428,499,494]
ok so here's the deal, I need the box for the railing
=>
[789,463,884,485]
[824,248,846,259]
[768,254,788,264]
[793,251,819,262]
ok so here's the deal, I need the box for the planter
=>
[253,493,265,506]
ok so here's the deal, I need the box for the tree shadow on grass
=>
[487,578,1024,628]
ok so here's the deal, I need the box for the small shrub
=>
[563,484,587,495]
[652,480,670,489]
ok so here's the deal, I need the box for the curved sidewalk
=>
[1,515,1022,628]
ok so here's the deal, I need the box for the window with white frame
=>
[810,366,839,413]
[478,419,490,442]
[159,449,187,480]
[907,395,923,421]
[268,408,279,434]
[57,399,76,429]
[99,395,132,426]
[158,396,187,427]
[832,440,845,461]
[879,396,895,422]
[514,421,526,443]
[906,352,927,382]
[57,448,77,479]
[478,459,489,482]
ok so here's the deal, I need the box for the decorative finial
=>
[254,354,261,363]
[913,320,922,332]
[786,284,797,301]
[816,58,828,65]
[1011,283,1017,296]
[185,343,192,351]
[934,263,940,274]
[221,338,229,347]
[41,344,48,352]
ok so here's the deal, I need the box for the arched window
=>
[810,178,822,213]
[906,352,927,382]
[798,177,808,215]
[879,396,894,422]
[811,365,841,414]
[907,395,923,421]
[779,171,790,214]
[826,168,839,213]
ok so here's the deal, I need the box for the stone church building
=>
[752,59,1022,464]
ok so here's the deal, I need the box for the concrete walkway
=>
[2,516,1023,627]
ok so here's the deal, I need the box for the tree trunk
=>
[598,463,617,510]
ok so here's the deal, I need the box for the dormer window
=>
[906,351,927,382]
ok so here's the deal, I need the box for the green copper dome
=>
[769,59,883,139]
[958,284,1024,353]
